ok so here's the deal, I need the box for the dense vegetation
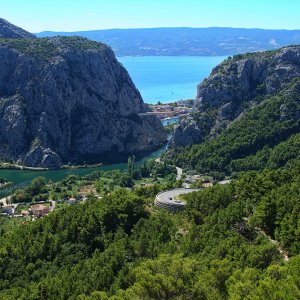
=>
[1,76,299,297]
[0,36,105,60]
[12,176,48,203]
[0,48,299,298]
[0,160,299,299]
[169,80,300,178]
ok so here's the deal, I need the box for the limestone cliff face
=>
[171,117,202,147]
[0,36,167,168]
[172,45,300,147]
[0,18,35,39]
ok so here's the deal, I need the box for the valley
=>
[0,16,299,300]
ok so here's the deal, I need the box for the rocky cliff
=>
[0,18,35,39]
[171,45,300,147]
[0,36,167,168]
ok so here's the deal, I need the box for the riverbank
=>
[0,163,49,171]
[0,162,104,172]
[61,163,103,170]
[0,140,169,198]
[0,110,179,173]
[0,115,175,197]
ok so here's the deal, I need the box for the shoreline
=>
[61,163,103,170]
[0,104,182,173]
[0,122,172,174]
[0,163,103,172]
[0,164,49,171]
[0,164,48,171]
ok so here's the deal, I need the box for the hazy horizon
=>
[2,0,300,33]
[36,26,300,34]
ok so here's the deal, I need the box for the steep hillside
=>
[0,163,299,299]
[169,80,300,176]
[0,18,35,38]
[172,45,300,147]
[0,36,167,168]
[37,27,300,56]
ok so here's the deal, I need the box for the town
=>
[147,99,194,120]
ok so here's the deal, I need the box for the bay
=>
[118,56,227,104]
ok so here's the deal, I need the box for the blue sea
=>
[118,56,227,104]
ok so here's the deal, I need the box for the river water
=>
[0,142,168,197]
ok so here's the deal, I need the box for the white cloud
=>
[87,12,94,16]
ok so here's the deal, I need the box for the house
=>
[30,204,49,217]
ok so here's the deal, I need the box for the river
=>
[162,117,179,126]
[0,139,169,197]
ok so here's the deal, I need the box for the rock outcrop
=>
[172,45,300,147]
[0,36,167,168]
[0,18,35,39]
[170,117,202,147]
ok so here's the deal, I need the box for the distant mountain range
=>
[37,27,300,56]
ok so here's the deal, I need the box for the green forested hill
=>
[0,52,299,299]
[0,163,299,299]
[169,79,300,178]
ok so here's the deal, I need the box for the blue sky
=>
[2,0,300,32]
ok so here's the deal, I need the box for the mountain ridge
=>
[0,35,167,168]
[171,45,300,148]
[168,45,300,177]
[37,27,300,56]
